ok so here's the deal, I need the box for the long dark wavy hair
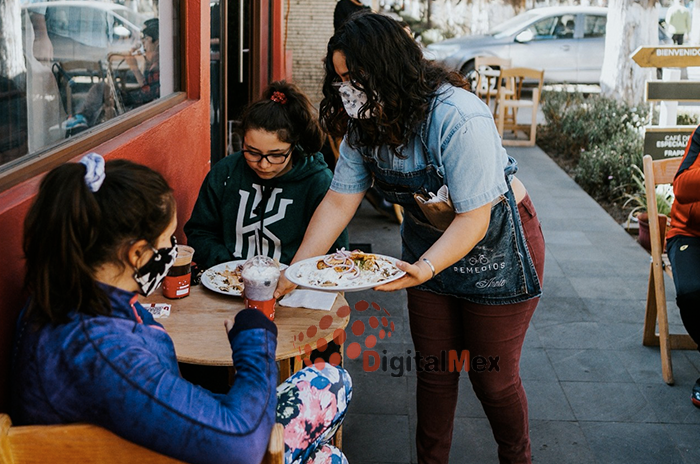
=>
[23,159,175,323]
[320,12,468,157]
[240,80,324,160]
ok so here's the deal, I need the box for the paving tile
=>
[560,382,658,422]
[545,243,610,264]
[579,298,647,324]
[522,323,544,349]
[537,322,605,349]
[638,382,700,425]
[579,422,684,463]
[618,348,700,385]
[540,217,609,232]
[345,371,410,415]
[568,276,637,300]
[598,322,645,350]
[544,230,594,246]
[547,348,633,382]
[531,297,595,327]
[541,251,565,278]
[454,377,488,418]
[523,380,576,420]
[449,418,500,464]
[520,347,558,381]
[538,276,578,300]
[557,258,631,277]
[681,351,700,373]
[665,424,700,462]
[529,420,595,464]
[342,414,411,463]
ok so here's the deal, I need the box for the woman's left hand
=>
[374,259,432,292]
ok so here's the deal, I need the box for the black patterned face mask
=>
[133,236,178,296]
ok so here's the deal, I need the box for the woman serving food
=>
[276,12,544,464]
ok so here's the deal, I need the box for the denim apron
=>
[362,136,542,306]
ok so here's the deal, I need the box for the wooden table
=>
[142,285,350,380]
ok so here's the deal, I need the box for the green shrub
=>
[537,90,647,163]
[574,130,643,203]
[537,90,648,204]
[677,111,699,126]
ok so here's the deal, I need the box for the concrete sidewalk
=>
[338,145,700,463]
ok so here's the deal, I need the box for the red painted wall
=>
[0,0,211,412]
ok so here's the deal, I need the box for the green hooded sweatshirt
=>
[185,151,349,269]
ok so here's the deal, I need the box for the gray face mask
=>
[338,81,371,119]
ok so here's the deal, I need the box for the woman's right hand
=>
[274,272,297,299]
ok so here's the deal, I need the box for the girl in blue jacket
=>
[11,153,351,464]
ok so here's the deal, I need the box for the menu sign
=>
[646,81,700,101]
[644,128,694,160]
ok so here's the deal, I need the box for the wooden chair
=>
[53,60,104,116]
[0,413,284,464]
[640,154,697,385]
[495,67,545,147]
[473,56,512,108]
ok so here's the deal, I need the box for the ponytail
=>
[24,163,107,323]
[240,80,324,157]
[23,158,175,323]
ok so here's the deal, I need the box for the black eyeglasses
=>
[242,144,294,165]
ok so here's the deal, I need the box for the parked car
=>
[425,6,671,84]
[22,1,150,63]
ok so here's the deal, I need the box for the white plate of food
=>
[202,260,288,296]
[201,260,247,296]
[285,249,406,292]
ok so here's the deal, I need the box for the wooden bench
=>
[0,413,284,464]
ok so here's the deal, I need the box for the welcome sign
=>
[632,45,700,68]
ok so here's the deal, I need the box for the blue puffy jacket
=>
[10,284,278,464]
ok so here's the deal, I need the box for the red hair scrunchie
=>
[270,91,287,104]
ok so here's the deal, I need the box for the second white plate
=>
[285,252,405,292]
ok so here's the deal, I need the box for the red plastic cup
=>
[244,297,276,321]
[162,245,195,299]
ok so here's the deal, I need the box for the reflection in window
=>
[583,15,607,38]
[0,0,179,169]
[530,15,576,41]
[530,17,557,40]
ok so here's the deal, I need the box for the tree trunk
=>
[425,0,432,29]
[690,0,700,44]
[0,0,25,80]
[600,0,657,106]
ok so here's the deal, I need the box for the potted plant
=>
[622,164,674,252]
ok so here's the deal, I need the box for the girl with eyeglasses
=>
[185,81,348,270]
[12,154,352,464]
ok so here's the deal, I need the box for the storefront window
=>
[0,0,180,169]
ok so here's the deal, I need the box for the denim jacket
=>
[331,85,541,304]
[11,284,278,464]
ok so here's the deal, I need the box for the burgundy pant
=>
[408,194,545,464]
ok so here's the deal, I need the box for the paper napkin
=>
[278,289,338,311]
